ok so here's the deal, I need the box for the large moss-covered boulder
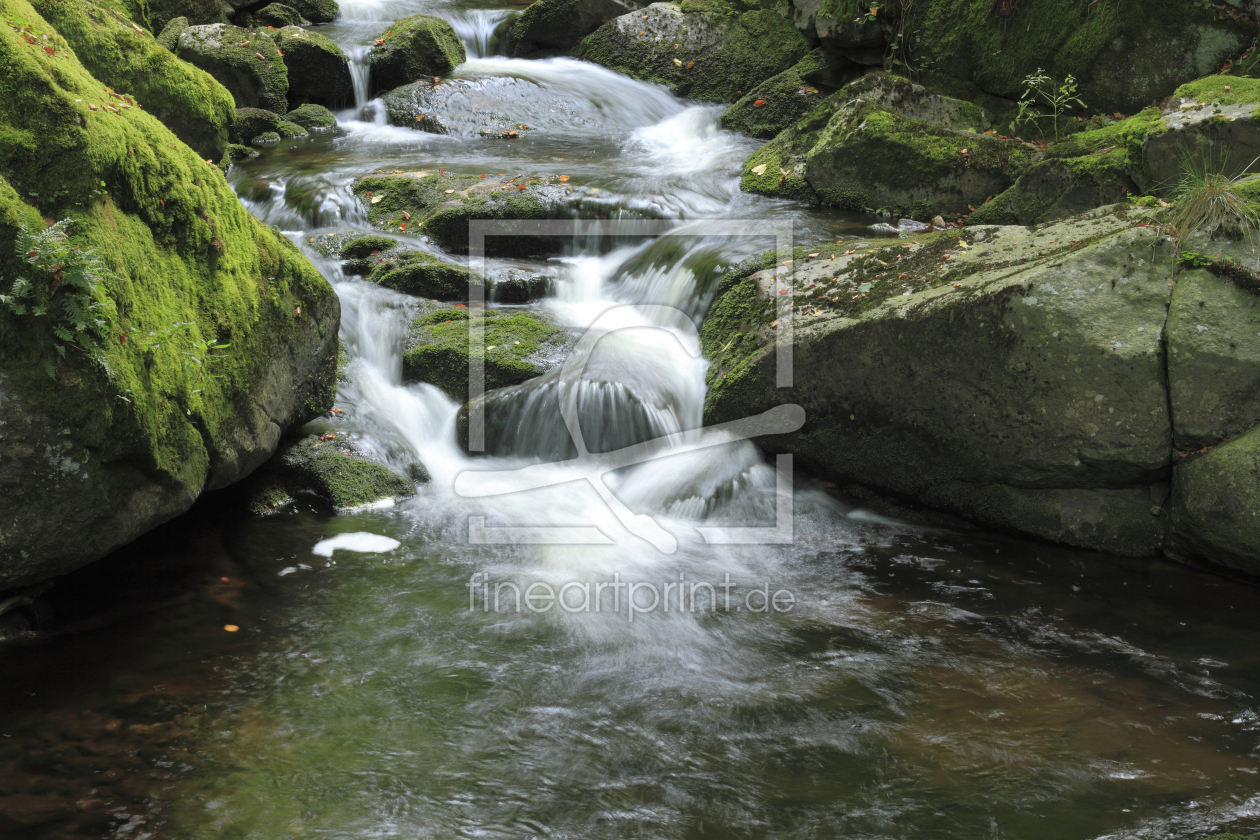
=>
[247,433,414,513]
[176,23,289,114]
[285,0,337,24]
[156,15,188,50]
[905,0,1250,117]
[701,213,1174,556]
[253,3,306,27]
[0,0,339,588]
[146,0,225,30]
[29,0,236,160]
[367,15,465,95]
[352,169,581,256]
[741,73,1026,218]
[403,307,569,402]
[1168,424,1260,573]
[231,106,306,143]
[275,25,352,110]
[500,0,647,57]
[571,0,809,103]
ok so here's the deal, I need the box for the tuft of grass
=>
[1168,146,1260,266]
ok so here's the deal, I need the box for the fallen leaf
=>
[687,60,694,68]
[295,306,301,314]
[771,319,780,327]
[751,163,767,175]
[224,625,239,632]
[399,222,407,230]
[752,99,766,107]
[255,51,266,60]
[807,252,819,258]
[777,288,789,295]
[444,188,455,193]
[402,211,411,219]
[673,58,682,66]
[559,175,570,182]
[242,39,250,46]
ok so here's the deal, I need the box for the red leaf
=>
[752,99,766,107]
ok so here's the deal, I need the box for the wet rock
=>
[0,5,339,588]
[720,49,851,140]
[499,0,648,57]
[492,273,550,303]
[231,106,307,143]
[30,1,235,160]
[285,0,338,23]
[253,2,306,26]
[380,79,533,136]
[571,0,809,103]
[403,307,572,402]
[368,15,465,95]
[177,23,290,113]
[352,169,581,256]
[275,26,352,110]
[1169,424,1260,574]
[741,72,1025,218]
[223,142,260,160]
[147,0,227,29]
[246,433,415,514]
[285,102,337,130]
[365,251,488,301]
[701,214,1174,556]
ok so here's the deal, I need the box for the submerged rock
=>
[275,26,352,110]
[176,23,289,113]
[403,307,571,402]
[499,0,647,57]
[368,15,465,95]
[247,433,415,513]
[571,0,808,103]
[30,0,236,160]
[352,169,582,256]
[0,0,339,588]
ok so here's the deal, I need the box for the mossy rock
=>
[285,102,336,130]
[1133,86,1260,195]
[146,0,225,29]
[176,23,289,113]
[156,15,189,50]
[275,25,352,110]
[252,129,280,143]
[719,49,837,140]
[29,0,236,160]
[501,0,647,57]
[231,107,306,143]
[366,251,488,301]
[492,273,549,303]
[224,142,259,160]
[339,233,399,259]
[571,0,808,103]
[285,0,337,24]
[0,0,339,587]
[378,79,533,136]
[367,14,465,95]
[905,0,1251,116]
[402,307,569,401]
[351,169,577,256]
[248,433,415,513]
[253,3,305,27]
[1169,422,1260,574]
[700,213,1176,556]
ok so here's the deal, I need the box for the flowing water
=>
[3,4,1260,840]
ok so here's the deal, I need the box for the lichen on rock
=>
[246,432,415,513]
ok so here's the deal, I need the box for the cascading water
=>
[7,2,1260,839]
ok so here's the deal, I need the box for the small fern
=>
[0,219,116,379]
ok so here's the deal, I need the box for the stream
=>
[2,2,1260,839]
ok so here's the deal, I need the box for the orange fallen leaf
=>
[753,99,766,107]
[255,51,266,60]
[399,222,407,230]
[224,624,239,632]
[445,188,455,193]
[455,303,467,308]
[402,211,411,219]
[517,184,527,189]
[242,39,250,46]
[559,175,570,182]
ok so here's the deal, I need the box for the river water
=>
[3,2,1260,839]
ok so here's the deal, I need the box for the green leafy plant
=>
[1013,68,1086,141]
[0,219,115,379]
[132,320,230,380]
[1167,146,1260,265]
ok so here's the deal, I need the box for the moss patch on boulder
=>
[364,250,487,301]
[285,0,337,24]
[30,0,236,160]
[253,3,306,27]
[285,102,336,130]
[502,0,646,56]
[176,23,289,113]
[248,432,414,513]
[1169,423,1260,574]
[0,0,338,587]
[571,0,808,103]
[275,25,351,110]
[367,14,464,95]
[403,307,569,401]
[719,49,834,140]
[352,169,579,256]
[231,106,306,143]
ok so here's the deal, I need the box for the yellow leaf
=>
[751,163,767,175]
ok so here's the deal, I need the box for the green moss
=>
[175,24,289,114]
[571,3,808,103]
[0,0,337,509]
[503,0,613,55]
[367,250,486,300]
[341,234,398,259]
[719,49,830,139]
[264,433,414,510]
[231,107,306,142]
[1174,75,1260,106]
[155,15,186,50]
[253,3,305,27]
[737,101,831,200]
[145,0,223,30]
[402,307,567,401]
[285,102,335,130]
[286,0,336,24]
[28,0,236,159]
[368,14,464,94]
[352,170,569,256]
